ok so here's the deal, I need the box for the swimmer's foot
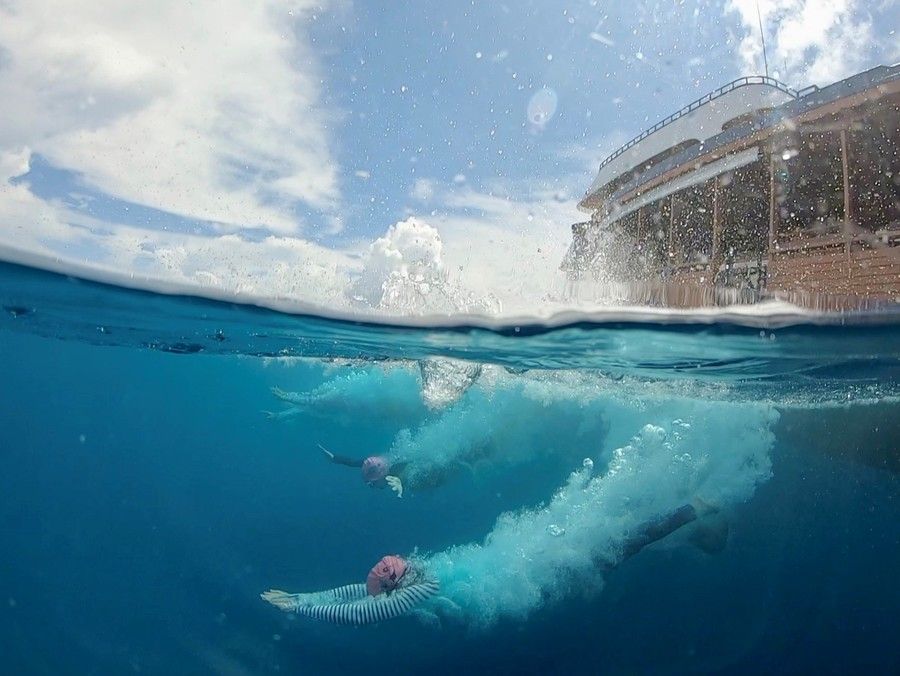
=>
[691,496,719,518]
[688,514,729,554]
[688,497,728,554]
[261,589,304,612]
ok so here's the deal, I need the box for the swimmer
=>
[261,555,439,626]
[318,444,407,497]
[261,499,723,627]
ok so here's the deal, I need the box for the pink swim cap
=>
[361,456,390,483]
[366,555,408,597]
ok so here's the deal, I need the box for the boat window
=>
[848,100,900,235]
[720,160,769,261]
[670,181,713,268]
[641,195,673,272]
[721,107,776,132]
[777,131,845,240]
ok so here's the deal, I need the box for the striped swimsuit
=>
[287,580,440,626]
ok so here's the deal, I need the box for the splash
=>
[418,358,483,410]
[264,364,427,426]
[388,370,609,491]
[349,217,500,316]
[424,400,777,628]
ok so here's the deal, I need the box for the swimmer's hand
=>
[270,386,291,401]
[317,443,335,460]
[261,589,303,612]
[386,475,403,498]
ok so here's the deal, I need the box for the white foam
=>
[265,365,427,426]
[348,217,501,316]
[418,358,483,410]
[388,370,610,490]
[424,399,778,628]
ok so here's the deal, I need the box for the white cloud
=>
[0,147,353,306]
[0,0,341,234]
[728,0,876,85]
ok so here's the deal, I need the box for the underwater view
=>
[1,1,899,674]
[2,264,899,674]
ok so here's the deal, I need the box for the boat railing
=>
[595,75,807,175]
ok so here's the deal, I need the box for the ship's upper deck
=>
[581,76,802,210]
[579,65,899,215]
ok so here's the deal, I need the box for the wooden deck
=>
[602,235,900,310]
[768,234,900,307]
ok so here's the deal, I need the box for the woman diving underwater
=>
[260,498,724,626]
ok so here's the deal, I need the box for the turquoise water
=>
[1,261,898,674]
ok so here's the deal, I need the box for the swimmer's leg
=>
[620,504,700,561]
[619,498,725,562]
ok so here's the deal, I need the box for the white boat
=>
[563,66,900,309]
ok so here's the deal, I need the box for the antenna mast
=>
[756,1,769,77]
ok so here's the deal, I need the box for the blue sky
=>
[0,0,897,316]
[286,0,752,241]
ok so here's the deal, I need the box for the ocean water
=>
[1,261,899,675]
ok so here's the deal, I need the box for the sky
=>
[0,0,897,317]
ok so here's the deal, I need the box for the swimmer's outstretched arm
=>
[261,583,368,610]
[317,443,363,468]
[262,580,440,626]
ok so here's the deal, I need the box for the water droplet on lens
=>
[526,87,558,128]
